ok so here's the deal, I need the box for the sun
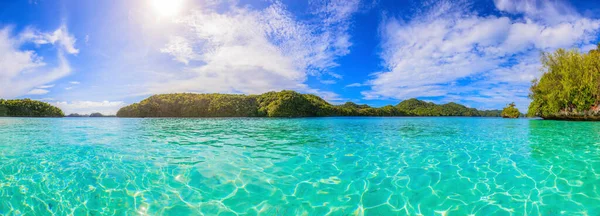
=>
[150,0,185,18]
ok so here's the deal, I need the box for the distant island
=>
[66,112,116,117]
[0,99,63,117]
[116,90,502,118]
[528,45,600,120]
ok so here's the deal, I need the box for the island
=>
[116,90,502,118]
[0,99,64,117]
[66,112,116,117]
[501,102,520,118]
[528,45,600,120]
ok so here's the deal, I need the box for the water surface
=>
[1,117,599,215]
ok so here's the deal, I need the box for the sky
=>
[1,0,600,115]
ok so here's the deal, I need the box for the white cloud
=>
[27,88,49,95]
[21,25,79,54]
[0,28,44,86]
[38,84,55,88]
[149,0,360,101]
[363,0,600,109]
[493,0,578,23]
[160,36,197,64]
[69,81,80,85]
[345,83,364,87]
[0,26,76,98]
[299,84,345,101]
[53,101,125,115]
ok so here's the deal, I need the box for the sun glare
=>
[150,0,185,17]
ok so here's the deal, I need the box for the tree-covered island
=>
[528,45,600,120]
[117,90,502,117]
[0,99,64,117]
[501,103,520,118]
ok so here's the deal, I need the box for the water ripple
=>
[0,117,599,215]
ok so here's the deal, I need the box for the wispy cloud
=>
[320,79,337,85]
[20,25,79,54]
[345,83,364,87]
[38,84,55,89]
[26,88,49,95]
[151,0,360,101]
[0,25,77,98]
[363,0,600,110]
[160,36,196,65]
[493,0,578,23]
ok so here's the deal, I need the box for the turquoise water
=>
[1,117,599,215]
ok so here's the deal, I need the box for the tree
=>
[528,44,600,120]
[501,102,520,118]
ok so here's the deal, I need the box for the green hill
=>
[117,90,501,118]
[0,99,64,117]
[396,99,501,117]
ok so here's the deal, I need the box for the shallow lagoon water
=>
[1,117,599,215]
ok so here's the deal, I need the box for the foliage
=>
[395,99,501,116]
[256,91,332,117]
[477,110,504,117]
[117,90,502,118]
[501,102,520,118]
[528,45,600,119]
[117,93,261,117]
[0,99,64,117]
[0,104,7,117]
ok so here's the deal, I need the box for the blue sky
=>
[1,0,599,114]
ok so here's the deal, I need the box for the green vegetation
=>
[528,45,600,120]
[396,99,501,117]
[257,91,335,117]
[501,103,520,118]
[117,90,502,118]
[0,99,64,117]
[0,105,7,116]
[117,93,262,117]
